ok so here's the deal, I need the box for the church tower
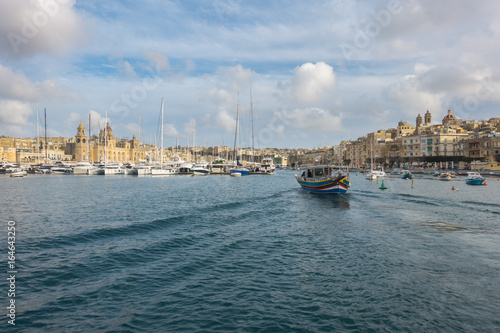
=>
[416,114,423,128]
[75,122,87,162]
[424,110,432,125]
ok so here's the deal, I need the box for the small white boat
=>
[51,166,73,174]
[10,169,27,177]
[366,169,387,180]
[465,172,485,185]
[230,171,242,177]
[192,162,210,176]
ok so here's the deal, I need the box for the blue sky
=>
[1,0,499,148]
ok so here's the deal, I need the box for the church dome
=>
[442,109,456,123]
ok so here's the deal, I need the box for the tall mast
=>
[187,130,189,161]
[36,104,40,164]
[250,85,254,163]
[138,114,142,163]
[88,112,91,162]
[233,92,239,163]
[97,121,100,161]
[192,119,196,162]
[370,137,374,172]
[44,108,47,162]
[160,98,164,168]
[104,110,107,163]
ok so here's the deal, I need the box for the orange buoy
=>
[452,186,455,190]
[483,182,487,186]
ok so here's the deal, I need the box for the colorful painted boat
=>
[437,172,452,181]
[465,172,485,185]
[401,170,412,180]
[295,165,350,194]
[231,167,250,176]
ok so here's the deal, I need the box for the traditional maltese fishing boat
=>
[295,165,350,194]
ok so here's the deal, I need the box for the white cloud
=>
[88,110,110,132]
[216,65,257,92]
[207,88,233,107]
[0,64,41,100]
[281,107,342,131]
[65,112,82,129]
[0,100,32,126]
[143,51,170,72]
[164,123,180,138]
[215,109,236,133]
[117,61,136,77]
[384,74,445,116]
[0,0,85,58]
[279,62,336,105]
[0,64,76,102]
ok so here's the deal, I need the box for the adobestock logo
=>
[7,0,73,54]
[340,0,416,60]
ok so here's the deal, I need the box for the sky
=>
[0,0,499,149]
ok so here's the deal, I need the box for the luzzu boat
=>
[295,165,350,194]
[437,172,453,181]
[401,170,412,180]
[465,172,485,185]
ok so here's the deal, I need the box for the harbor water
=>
[2,171,500,332]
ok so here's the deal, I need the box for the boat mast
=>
[138,114,141,163]
[370,137,374,172]
[104,110,107,163]
[160,98,164,169]
[36,104,39,164]
[88,112,91,162]
[192,119,196,163]
[186,130,189,162]
[44,108,47,163]
[233,93,240,163]
[250,85,254,163]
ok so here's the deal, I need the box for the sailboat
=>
[366,138,386,180]
[102,110,125,175]
[230,93,250,176]
[151,98,177,176]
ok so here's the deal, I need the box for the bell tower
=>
[75,122,87,161]
[416,114,423,128]
[424,110,432,125]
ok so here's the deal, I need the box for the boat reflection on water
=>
[300,190,351,210]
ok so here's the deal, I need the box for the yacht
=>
[151,166,177,176]
[192,161,210,176]
[73,161,99,175]
[131,164,152,176]
[103,163,125,175]
[178,162,193,174]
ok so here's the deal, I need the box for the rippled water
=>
[2,172,500,332]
